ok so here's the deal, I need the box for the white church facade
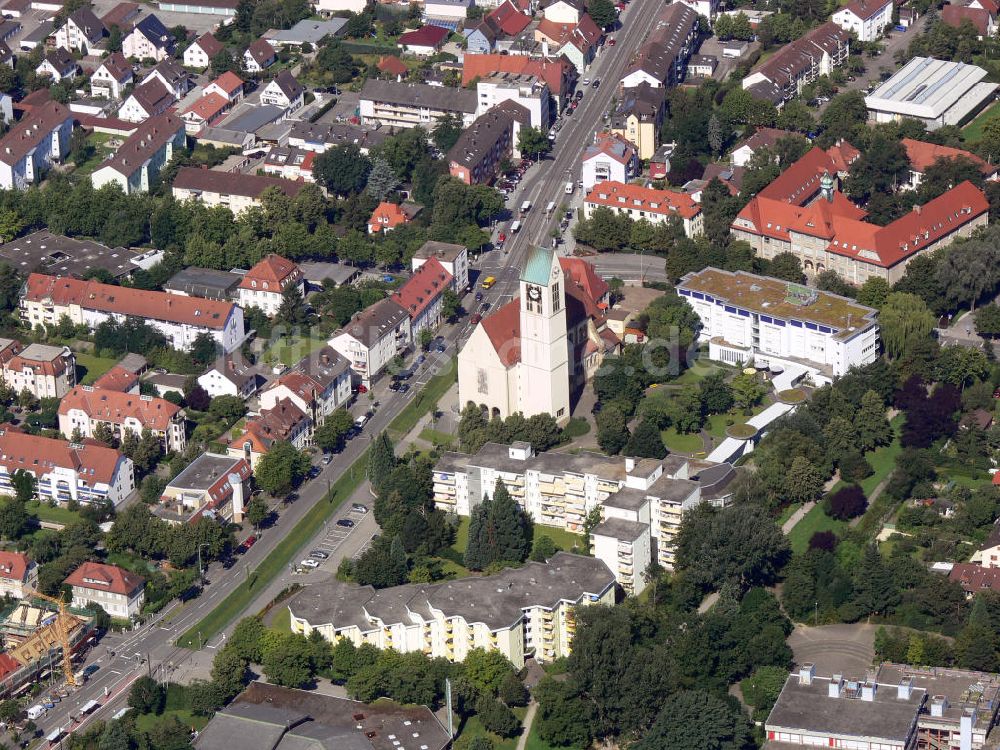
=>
[457,248,620,425]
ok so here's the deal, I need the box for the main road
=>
[29,2,665,738]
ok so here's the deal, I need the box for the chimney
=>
[798,663,815,686]
[624,457,636,472]
[913,204,921,214]
[829,674,843,698]
[897,677,912,700]
[861,681,876,702]
[931,695,948,717]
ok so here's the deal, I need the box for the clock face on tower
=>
[526,285,542,302]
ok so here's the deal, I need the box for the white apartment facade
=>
[66,562,145,619]
[476,76,551,130]
[328,298,411,386]
[412,241,470,292]
[0,101,73,191]
[1,342,76,399]
[58,386,187,453]
[583,180,704,238]
[0,552,37,599]
[832,0,893,42]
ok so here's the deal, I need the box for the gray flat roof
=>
[865,56,994,120]
[265,17,347,44]
[168,452,243,491]
[415,241,466,262]
[219,104,285,133]
[299,261,362,286]
[592,517,648,542]
[18,343,67,362]
[0,230,139,279]
[164,267,242,299]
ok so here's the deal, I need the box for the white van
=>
[565,182,574,194]
[27,705,45,720]
[520,200,531,213]
[511,220,521,232]
[354,414,369,429]
[545,201,556,214]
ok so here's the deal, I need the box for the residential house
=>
[197,356,257,399]
[731,148,990,283]
[157,0,241,16]
[359,79,478,129]
[22,273,245,353]
[54,7,107,52]
[609,82,665,160]
[92,365,140,393]
[203,71,244,103]
[832,0,893,41]
[122,14,175,61]
[237,253,305,317]
[101,2,141,29]
[742,22,850,101]
[259,70,304,113]
[142,59,191,99]
[476,74,550,129]
[0,551,36,599]
[314,0,366,12]
[156,452,251,524]
[687,53,717,78]
[367,201,420,234]
[0,423,134,507]
[581,131,638,190]
[171,167,306,215]
[584,180,703,237]
[35,48,79,82]
[423,0,471,23]
[398,24,449,56]
[181,92,231,134]
[376,54,408,79]
[533,14,601,71]
[412,241,469,291]
[287,120,388,154]
[0,100,73,191]
[228,398,311,467]
[118,79,175,123]
[391,256,453,339]
[58,386,186,452]
[328,298,412,385]
[731,126,796,167]
[619,3,700,89]
[465,18,500,54]
[449,100,529,185]
[243,38,276,72]
[90,52,133,99]
[263,18,347,48]
[289,553,615,668]
[65,561,145,619]
[541,0,583,24]
[91,112,186,193]
[2,341,75,398]
[902,137,999,189]
[466,0,531,53]
[261,146,315,182]
[184,32,223,69]
[941,4,997,38]
[462,54,576,110]
[258,346,352,427]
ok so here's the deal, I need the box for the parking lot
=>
[295,503,371,572]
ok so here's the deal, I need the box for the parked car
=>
[397,383,410,393]
[300,559,320,569]
[352,503,369,513]
[238,535,257,553]
[309,550,330,559]
[336,519,356,528]
[322,453,333,465]
[471,313,483,324]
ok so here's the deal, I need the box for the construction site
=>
[0,595,94,700]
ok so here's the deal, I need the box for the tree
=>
[853,544,899,617]
[975,304,1000,338]
[740,666,788,720]
[854,390,891,451]
[634,690,752,750]
[667,387,705,433]
[826,484,867,520]
[935,344,989,388]
[517,126,550,160]
[783,456,824,504]
[464,648,516,696]
[596,404,629,455]
[698,371,734,415]
[98,721,132,750]
[185,384,211,412]
[211,647,249,700]
[531,534,559,562]
[245,495,269,530]
[314,408,354,453]
[276,286,309,327]
[367,431,396,493]
[365,156,400,201]
[499,672,529,707]
[476,697,520,738]
[731,372,767,413]
[857,277,890,308]
[190,332,219,368]
[880,292,935,358]
[254,441,310,497]
[625,419,667,459]
[768,252,806,283]
[10,469,35,503]
[465,479,533,570]
[314,144,372,196]
[128,675,165,715]
[262,632,315,688]
[534,677,593,749]
[707,114,723,156]
[587,0,616,27]
[433,115,463,153]
[0,498,33,540]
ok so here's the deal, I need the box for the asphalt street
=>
[29,1,667,738]
[586,252,669,284]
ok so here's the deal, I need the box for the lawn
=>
[26,500,83,526]
[664,363,723,386]
[859,415,905,497]
[419,427,455,447]
[134,710,210,734]
[269,605,291,634]
[452,517,585,557]
[262,334,329,367]
[71,132,117,178]
[454,707,528,750]
[75,353,117,385]
[963,99,1000,141]
[787,502,848,554]
[524,721,559,750]
[777,502,802,527]
[661,427,704,454]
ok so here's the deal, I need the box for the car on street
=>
[480,302,491,312]
[389,381,401,391]
[592,78,600,88]
[238,535,257,553]
[307,466,320,479]
[475,291,483,301]
[471,313,483,324]
[309,550,330,559]
[354,413,370,429]
[322,453,333,465]
[575,90,584,100]
[355,384,368,394]
[300,559,320,569]
[582,77,590,85]
[608,36,616,45]
[416,353,426,365]
[336,518,356,528]
[435,341,446,352]
[565,106,574,115]
[397,383,410,393]
[82,665,100,678]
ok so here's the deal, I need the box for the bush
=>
[808,530,839,551]
[839,452,874,482]
[475,697,520,738]
[826,485,868,520]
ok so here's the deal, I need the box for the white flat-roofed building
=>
[287,552,616,668]
[412,241,469,292]
[677,268,880,379]
[865,57,999,130]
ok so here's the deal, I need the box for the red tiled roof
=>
[902,137,996,175]
[246,37,275,64]
[462,54,572,96]
[757,146,838,204]
[398,24,449,48]
[239,253,301,289]
[559,257,609,303]
[0,653,19,679]
[536,14,601,53]
[211,70,244,96]
[6,349,70,378]
[950,562,1000,594]
[584,180,701,219]
[481,298,521,368]
[192,32,223,57]
[975,0,1000,14]
[100,1,138,27]
[92,365,139,392]
[826,141,860,173]
[97,51,131,81]
[25,273,236,329]
[0,101,70,166]
[391,256,453,320]
[58,386,181,430]
[487,0,532,35]
[232,398,308,454]
[0,423,124,486]
[0,551,28,582]
[183,91,229,123]
[64,561,144,596]
[368,202,411,233]
[840,0,891,20]
[377,55,408,76]
[941,3,992,33]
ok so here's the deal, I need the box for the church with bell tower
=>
[456,246,619,426]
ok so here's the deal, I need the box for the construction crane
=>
[26,590,76,687]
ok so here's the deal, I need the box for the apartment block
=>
[742,22,850,101]
[91,113,186,194]
[583,180,703,237]
[0,340,75,399]
[58,386,186,453]
[0,100,73,191]
[359,79,478,129]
